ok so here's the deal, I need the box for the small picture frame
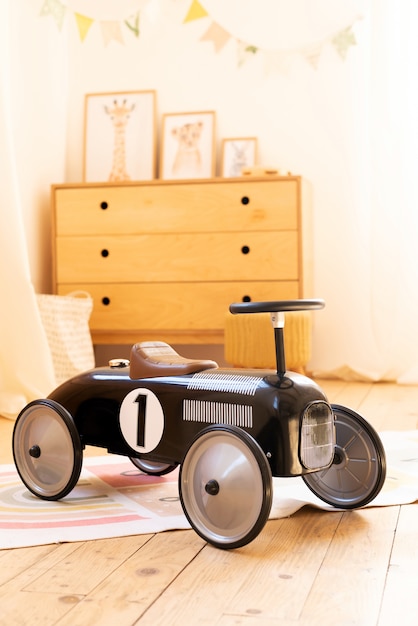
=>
[160,111,216,180]
[83,90,156,183]
[221,137,258,178]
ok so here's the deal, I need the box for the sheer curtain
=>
[367,0,418,382]
[0,1,67,418]
[202,0,418,383]
[309,0,418,382]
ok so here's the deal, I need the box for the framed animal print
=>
[83,90,156,183]
[160,111,216,180]
[221,137,258,178]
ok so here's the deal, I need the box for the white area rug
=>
[0,431,416,549]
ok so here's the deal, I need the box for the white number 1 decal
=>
[119,388,165,454]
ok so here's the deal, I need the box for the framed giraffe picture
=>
[160,111,216,180]
[83,90,156,182]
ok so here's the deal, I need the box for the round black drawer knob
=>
[241,245,250,254]
[242,295,252,302]
[241,196,250,205]
[101,249,109,258]
[100,201,108,210]
[102,297,111,306]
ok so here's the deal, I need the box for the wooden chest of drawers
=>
[51,176,312,344]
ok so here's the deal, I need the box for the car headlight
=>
[300,401,334,470]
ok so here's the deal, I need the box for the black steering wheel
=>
[228,299,325,378]
[229,299,325,315]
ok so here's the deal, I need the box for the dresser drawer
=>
[53,179,299,236]
[58,281,300,343]
[56,232,298,283]
[52,176,311,344]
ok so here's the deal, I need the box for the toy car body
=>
[12,300,386,549]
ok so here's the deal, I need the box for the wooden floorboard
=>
[377,504,418,626]
[0,381,417,625]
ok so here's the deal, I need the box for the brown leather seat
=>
[130,341,218,379]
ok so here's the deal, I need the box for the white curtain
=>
[366,0,418,383]
[208,0,418,382]
[310,0,418,382]
[0,1,67,418]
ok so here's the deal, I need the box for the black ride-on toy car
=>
[12,299,386,549]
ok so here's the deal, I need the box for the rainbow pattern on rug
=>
[0,431,417,549]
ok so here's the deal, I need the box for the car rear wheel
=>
[129,457,177,476]
[179,425,272,549]
[13,399,83,500]
[302,405,386,508]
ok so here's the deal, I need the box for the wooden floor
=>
[0,380,417,625]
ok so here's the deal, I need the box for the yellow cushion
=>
[224,311,311,371]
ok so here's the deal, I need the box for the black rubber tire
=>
[13,399,83,500]
[129,457,177,476]
[179,425,272,549]
[302,405,386,509]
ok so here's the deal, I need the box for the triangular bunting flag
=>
[302,42,324,69]
[125,12,140,38]
[237,40,258,67]
[100,21,124,47]
[332,26,356,59]
[39,0,66,30]
[74,13,94,42]
[200,22,230,53]
[183,0,208,23]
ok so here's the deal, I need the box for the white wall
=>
[65,1,363,182]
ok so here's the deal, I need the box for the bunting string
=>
[39,0,141,45]
[40,0,360,71]
[184,0,361,71]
